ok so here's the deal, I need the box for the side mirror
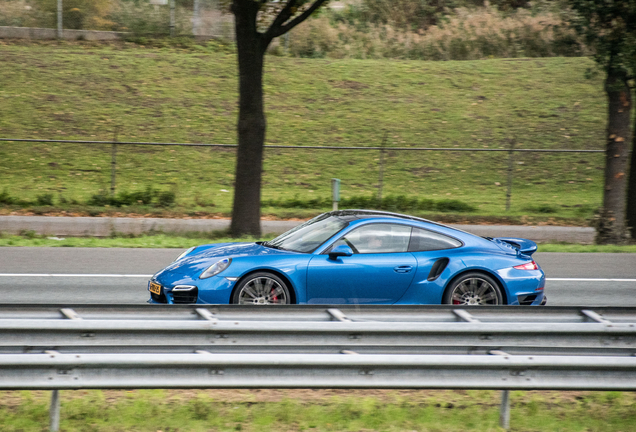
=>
[328,244,354,260]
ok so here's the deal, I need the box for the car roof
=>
[331,209,447,226]
[329,209,479,239]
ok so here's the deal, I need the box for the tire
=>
[443,272,503,305]
[231,272,291,305]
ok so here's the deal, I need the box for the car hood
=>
[158,242,296,276]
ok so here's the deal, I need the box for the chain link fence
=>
[0,0,234,38]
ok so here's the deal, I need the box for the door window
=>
[331,223,412,254]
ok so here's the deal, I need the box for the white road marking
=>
[0,274,153,278]
[0,275,634,282]
[547,278,636,282]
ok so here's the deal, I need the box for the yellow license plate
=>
[149,282,162,295]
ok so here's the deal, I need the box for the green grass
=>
[0,41,607,224]
[1,232,635,251]
[1,389,636,431]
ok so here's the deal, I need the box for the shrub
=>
[35,193,54,206]
[289,6,584,60]
[523,204,558,214]
[156,191,176,208]
[87,187,176,208]
[262,194,476,214]
[0,189,15,205]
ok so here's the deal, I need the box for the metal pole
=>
[50,390,60,432]
[332,178,340,211]
[111,127,119,197]
[57,0,63,39]
[499,390,510,430]
[505,139,514,212]
[170,0,176,37]
[378,131,388,204]
[193,0,200,36]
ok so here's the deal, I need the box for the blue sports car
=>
[149,210,546,306]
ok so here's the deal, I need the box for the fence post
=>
[499,390,510,430]
[50,390,60,432]
[505,139,515,212]
[170,0,176,37]
[56,0,63,39]
[332,178,340,211]
[377,131,388,203]
[111,128,120,197]
[193,0,200,36]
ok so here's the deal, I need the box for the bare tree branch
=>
[264,0,328,41]
[264,0,298,38]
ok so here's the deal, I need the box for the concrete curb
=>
[0,216,595,243]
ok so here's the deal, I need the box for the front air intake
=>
[171,286,198,304]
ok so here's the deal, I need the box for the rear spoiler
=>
[494,237,538,256]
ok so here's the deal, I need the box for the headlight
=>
[175,246,196,262]
[200,258,232,279]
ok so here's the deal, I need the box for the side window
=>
[408,227,462,252]
[338,224,412,254]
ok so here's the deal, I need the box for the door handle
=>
[394,265,413,273]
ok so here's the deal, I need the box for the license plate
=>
[149,282,162,295]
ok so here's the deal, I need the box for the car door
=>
[306,223,417,304]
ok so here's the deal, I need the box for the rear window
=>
[408,228,462,252]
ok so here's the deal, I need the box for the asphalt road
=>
[0,247,634,306]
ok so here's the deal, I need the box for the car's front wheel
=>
[443,272,503,305]
[231,272,291,305]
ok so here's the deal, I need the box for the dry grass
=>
[288,7,583,60]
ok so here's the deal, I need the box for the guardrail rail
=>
[1,304,635,431]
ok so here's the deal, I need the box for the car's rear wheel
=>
[232,272,291,305]
[443,272,503,305]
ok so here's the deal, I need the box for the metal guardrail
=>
[2,352,635,391]
[1,305,635,431]
[1,305,635,357]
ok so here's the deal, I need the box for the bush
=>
[523,204,558,214]
[156,191,176,208]
[289,7,584,60]
[35,193,54,206]
[0,189,15,205]
[87,187,176,208]
[263,194,476,213]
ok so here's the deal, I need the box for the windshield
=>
[265,214,348,253]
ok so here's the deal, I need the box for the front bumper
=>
[148,273,236,304]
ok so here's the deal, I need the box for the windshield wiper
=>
[262,241,284,250]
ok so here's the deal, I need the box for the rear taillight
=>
[514,261,538,270]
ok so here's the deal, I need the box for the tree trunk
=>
[595,69,632,244]
[230,1,267,236]
[627,105,636,240]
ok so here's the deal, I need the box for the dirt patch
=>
[330,80,369,90]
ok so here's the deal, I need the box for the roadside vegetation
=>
[2,231,636,252]
[0,42,607,225]
[1,388,635,431]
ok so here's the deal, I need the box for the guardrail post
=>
[50,390,61,432]
[499,390,510,430]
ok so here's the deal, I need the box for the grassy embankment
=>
[0,41,608,225]
[2,232,636,252]
[1,389,635,431]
